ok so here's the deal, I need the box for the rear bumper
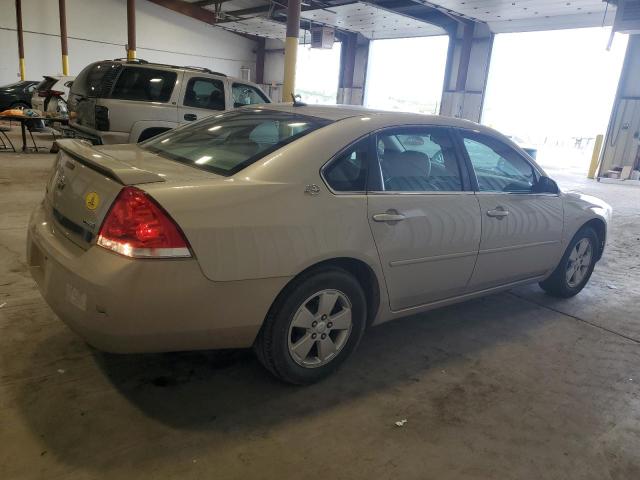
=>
[27,203,289,353]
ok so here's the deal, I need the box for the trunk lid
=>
[46,139,218,250]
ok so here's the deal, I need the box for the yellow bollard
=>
[588,134,604,179]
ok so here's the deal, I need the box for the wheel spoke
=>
[318,291,339,317]
[569,247,579,262]
[292,305,316,329]
[318,336,337,362]
[291,334,315,361]
[288,288,353,368]
[577,240,588,257]
[329,308,351,330]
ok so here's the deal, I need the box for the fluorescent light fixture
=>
[288,122,307,127]
[195,155,212,165]
[149,78,162,83]
[208,125,222,132]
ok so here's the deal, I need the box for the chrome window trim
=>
[367,190,476,196]
[473,191,561,198]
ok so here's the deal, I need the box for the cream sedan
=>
[28,104,611,384]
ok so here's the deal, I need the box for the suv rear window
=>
[111,67,176,102]
[142,110,330,176]
[71,62,121,97]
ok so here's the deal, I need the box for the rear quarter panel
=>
[142,118,385,285]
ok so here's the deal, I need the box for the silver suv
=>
[67,59,270,144]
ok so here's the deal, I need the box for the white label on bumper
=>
[65,283,87,312]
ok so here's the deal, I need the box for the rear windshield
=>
[142,109,331,176]
[71,62,121,97]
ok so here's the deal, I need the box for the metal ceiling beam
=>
[146,0,261,41]
[146,0,218,24]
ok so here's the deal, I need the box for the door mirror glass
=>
[533,176,559,194]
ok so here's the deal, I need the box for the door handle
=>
[184,113,197,121]
[486,207,509,219]
[373,211,406,223]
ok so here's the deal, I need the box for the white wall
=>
[0,0,256,85]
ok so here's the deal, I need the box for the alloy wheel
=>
[565,238,593,288]
[287,289,353,368]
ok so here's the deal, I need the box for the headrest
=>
[383,150,431,178]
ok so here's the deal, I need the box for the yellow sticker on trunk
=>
[85,192,100,210]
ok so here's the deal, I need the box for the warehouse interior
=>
[1,0,639,479]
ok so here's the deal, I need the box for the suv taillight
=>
[95,105,109,131]
[97,187,191,258]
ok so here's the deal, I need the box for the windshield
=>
[142,109,331,176]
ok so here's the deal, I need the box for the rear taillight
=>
[97,187,191,258]
[95,105,109,131]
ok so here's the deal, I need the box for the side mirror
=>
[533,176,559,194]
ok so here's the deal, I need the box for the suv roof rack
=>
[107,59,229,78]
[183,66,227,77]
[112,57,149,64]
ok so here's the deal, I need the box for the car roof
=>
[259,103,491,131]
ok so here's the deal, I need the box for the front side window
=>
[323,138,369,192]
[374,128,463,192]
[184,77,225,110]
[111,67,176,102]
[142,110,330,176]
[232,83,269,107]
[461,132,536,193]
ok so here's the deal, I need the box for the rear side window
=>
[323,139,369,192]
[111,67,176,102]
[183,77,225,110]
[142,110,330,176]
[232,83,269,107]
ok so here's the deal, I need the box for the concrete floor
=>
[1,141,639,479]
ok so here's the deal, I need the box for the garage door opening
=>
[482,28,628,176]
[364,36,449,114]
[295,42,342,104]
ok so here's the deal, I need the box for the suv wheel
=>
[254,268,367,384]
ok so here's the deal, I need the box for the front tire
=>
[254,268,367,385]
[539,227,599,298]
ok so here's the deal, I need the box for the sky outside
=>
[365,36,450,114]
[294,27,627,147]
[295,43,342,104]
[483,27,628,144]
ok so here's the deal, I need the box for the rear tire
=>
[254,267,367,385]
[539,227,599,298]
